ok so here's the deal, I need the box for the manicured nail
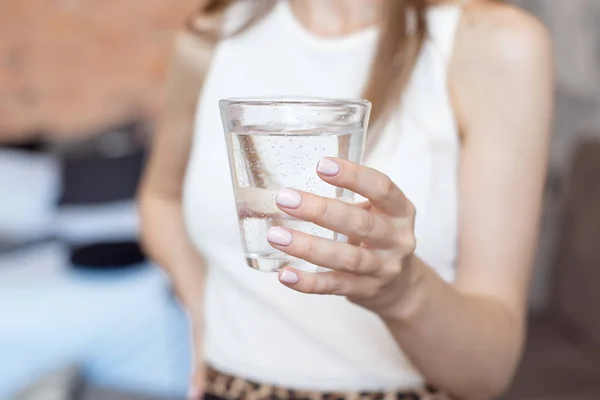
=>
[267,226,293,246]
[279,269,299,284]
[317,158,340,176]
[276,188,302,208]
[188,385,202,399]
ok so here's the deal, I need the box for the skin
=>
[138,0,553,399]
[289,0,383,36]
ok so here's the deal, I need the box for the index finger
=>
[316,157,413,217]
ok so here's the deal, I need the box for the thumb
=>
[188,320,205,399]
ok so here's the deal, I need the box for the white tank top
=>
[183,0,463,391]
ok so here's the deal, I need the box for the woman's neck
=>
[290,0,384,37]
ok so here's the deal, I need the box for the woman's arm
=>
[137,30,211,397]
[383,4,554,399]
[269,3,553,400]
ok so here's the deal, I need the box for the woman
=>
[138,0,553,398]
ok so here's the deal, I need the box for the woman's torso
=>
[183,0,462,391]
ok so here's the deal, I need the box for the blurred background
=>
[1,0,599,399]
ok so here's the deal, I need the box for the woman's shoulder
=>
[448,0,554,139]
[450,0,553,99]
[456,0,552,65]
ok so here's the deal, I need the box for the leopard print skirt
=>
[206,366,451,400]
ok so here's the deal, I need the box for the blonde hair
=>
[187,0,428,150]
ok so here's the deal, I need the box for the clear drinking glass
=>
[220,98,371,273]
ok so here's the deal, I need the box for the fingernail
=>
[188,385,202,399]
[267,227,293,246]
[279,269,300,284]
[276,188,302,208]
[317,158,340,176]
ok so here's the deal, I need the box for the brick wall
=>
[0,0,197,142]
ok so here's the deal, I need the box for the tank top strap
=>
[426,0,469,65]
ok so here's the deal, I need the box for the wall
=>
[0,0,196,141]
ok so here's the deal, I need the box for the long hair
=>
[187,0,428,150]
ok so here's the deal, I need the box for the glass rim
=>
[219,97,371,108]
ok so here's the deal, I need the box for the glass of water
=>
[219,98,371,273]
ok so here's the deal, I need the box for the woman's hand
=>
[267,157,420,314]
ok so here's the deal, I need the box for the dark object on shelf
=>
[1,136,47,153]
[56,121,149,205]
[60,150,145,205]
[70,241,147,270]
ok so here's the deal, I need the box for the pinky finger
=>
[278,267,377,298]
